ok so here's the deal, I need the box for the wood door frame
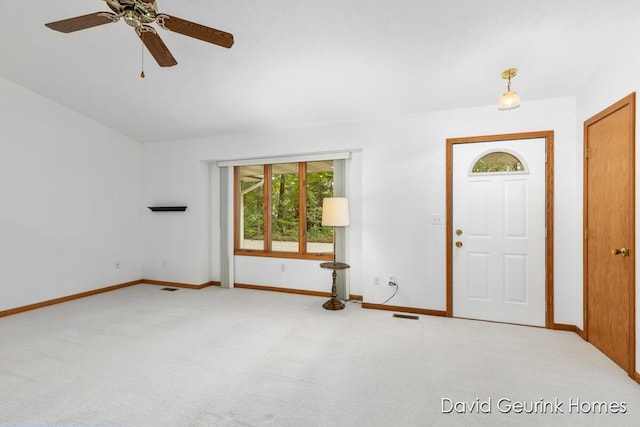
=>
[583,93,636,376]
[446,131,555,328]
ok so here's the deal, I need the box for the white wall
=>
[359,100,578,318]
[141,97,579,324]
[141,132,364,293]
[0,77,143,311]
[141,147,212,284]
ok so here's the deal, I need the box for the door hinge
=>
[585,147,589,159]
[584,229,589,240]
[585,309,588,321]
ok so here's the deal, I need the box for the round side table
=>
[320,261,350,310]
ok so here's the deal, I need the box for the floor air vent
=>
[393,313,419,320]
[161,288,178,291]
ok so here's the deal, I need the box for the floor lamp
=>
[320,197,350,310]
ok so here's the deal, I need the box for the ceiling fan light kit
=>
[45,0,234,70]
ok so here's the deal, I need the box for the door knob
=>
[455,241,463,248]
[611,248,630,256]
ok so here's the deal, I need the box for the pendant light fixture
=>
[498,68,521,110]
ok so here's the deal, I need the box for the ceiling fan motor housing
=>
[106,0,158,28]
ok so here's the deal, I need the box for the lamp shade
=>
[321,197,350,227]
[498,90,521,110]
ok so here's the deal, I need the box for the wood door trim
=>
[445,130,555,328]
[583,92,636,376]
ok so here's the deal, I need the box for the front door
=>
[584,93,636,374]
[451,138,546,326]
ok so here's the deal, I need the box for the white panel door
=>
[452,139,545,326]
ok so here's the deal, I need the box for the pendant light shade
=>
[498,68,521,110]
[498,90,521,110]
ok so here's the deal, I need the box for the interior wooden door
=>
[584,93,636,374]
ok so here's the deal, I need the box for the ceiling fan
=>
[45,0,234,68]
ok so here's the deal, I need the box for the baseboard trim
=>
[362,302,447,317]
[234,283,330,298]
[0,279,143,318]
[552,323,575,331]
[0,279,318,318]
[349,294,363,301]
[633,371,640,385]
[142,279,219,290]
[551,323,587,339]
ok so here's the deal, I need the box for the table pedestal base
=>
[320,262,350,311]
[323,297,345,310]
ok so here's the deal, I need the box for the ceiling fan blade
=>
[160,15,234,48]
[138,30,177,67]
[45,13,115,33]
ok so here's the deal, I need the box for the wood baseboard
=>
[142,279,219,290]
[552,323,587,339]
[362,302,447,317]
[234,283,330,298]
[633,371,640,385]
[0,279,143,318]
[552,323,576,331]
[349,294,363,301]
[1,279,317,318]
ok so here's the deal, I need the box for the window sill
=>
[234,250,333,261]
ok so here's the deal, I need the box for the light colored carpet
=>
[1,284,639,426]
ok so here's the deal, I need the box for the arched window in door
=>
[470,151,526,174]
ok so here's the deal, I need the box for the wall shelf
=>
[147,206,187,212]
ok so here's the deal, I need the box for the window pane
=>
[239,165,264,250]
[472,151,524,173]
[271,163,299,252]
[306,161,334,254]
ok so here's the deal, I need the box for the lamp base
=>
[323,297,345,310]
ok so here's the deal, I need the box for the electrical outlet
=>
[163,259,167,267]
[374,275,380,286]
[281,264,286,272]
[432,214,443,225]
[389,276,396,286]
[115,261,120,270]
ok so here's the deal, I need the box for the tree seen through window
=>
[236,161,334,258]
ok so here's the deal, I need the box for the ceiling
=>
[2,0,640,142]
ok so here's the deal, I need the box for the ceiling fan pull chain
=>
[140,38,145,78]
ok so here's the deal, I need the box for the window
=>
[471,151,525,173]
[235,161,334,259]
[306,161,335,253]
